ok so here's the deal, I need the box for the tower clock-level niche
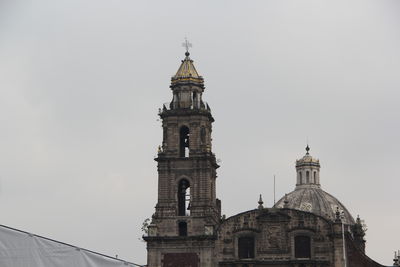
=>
[144,49,221,267]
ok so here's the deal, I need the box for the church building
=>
[143,49,391,267]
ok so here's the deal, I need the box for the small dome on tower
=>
[295,146,321,189]
[171,52,203,85]
[167,50,208,111]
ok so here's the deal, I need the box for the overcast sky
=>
[1,0,399,265]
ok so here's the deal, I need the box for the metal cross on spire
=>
[182,37,192,55]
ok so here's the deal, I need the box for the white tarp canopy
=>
[0,225,143,267]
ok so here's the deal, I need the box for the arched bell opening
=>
[179,126,190,157]
[192,92,198,109]
[200,126,206,144]
[177,179,190,216]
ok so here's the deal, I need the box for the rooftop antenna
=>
[182,37,192,54]
[273,174,276,206]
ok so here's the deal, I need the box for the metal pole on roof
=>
[341,212,347,267]
[273,175,276,205]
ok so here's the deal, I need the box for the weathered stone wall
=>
[216,208,334,266]
[146,237,216,267]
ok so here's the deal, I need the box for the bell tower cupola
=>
[170,51,205,110]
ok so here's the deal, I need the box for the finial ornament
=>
[305,144,310,155]
[258,194,264,209]
[283,193,289,208]
[394,250,400,266]
[335,206,342,222]
[182,37,192,56]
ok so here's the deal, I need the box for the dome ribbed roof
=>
[274,187,355,224]
[274,146,355,225]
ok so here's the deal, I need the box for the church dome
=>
[274,146,355,225]
[274,187,355,224]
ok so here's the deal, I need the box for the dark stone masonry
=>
[143,51,389,267]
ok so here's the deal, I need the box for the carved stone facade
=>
[217,209,338,266]
[144,51,388,267]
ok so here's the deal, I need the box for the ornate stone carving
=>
[266,226,281,249]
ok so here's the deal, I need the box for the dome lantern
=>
[295,145,321,189]
[274,147,355,225]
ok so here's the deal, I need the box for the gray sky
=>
[1,0,399,265]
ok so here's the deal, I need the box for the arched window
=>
[313,171,317,183]
[192,92,198,109]
[299,172,303,184]
[306,171,310,184]
[295,235,311,258]
[163,127,167,145]
[200,126,206,144]
[178,179,190,216]
[238,236,255,259]
[178,221,187,236]
[179,126,190,157]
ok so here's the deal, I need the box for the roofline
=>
[0,224,145,267]
[220,207,338,227]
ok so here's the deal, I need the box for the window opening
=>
[179,126,190,157]
[295,235,311,258]
[306,171,310,184]
[299,172,303,184]
[210,180,213,199]
[178,221,187,236]
[238,236,255,259]
[192,92,198,109]
[178,179,190,216]
[313,171,317,183]
[200,127,206,144]
[163,127,167,145]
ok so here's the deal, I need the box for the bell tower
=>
[145,47,220,267]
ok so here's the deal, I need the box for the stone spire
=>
[352,215,366,252]
[283,193,289,208]
[295,145,321,189]
[258,194,264,209]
